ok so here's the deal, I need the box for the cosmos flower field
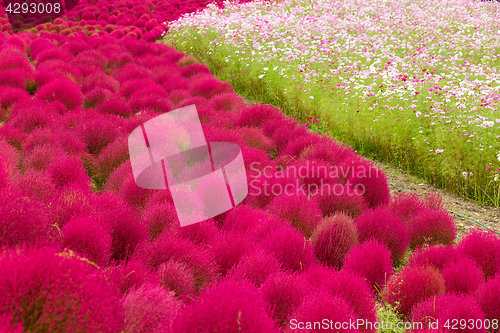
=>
[164,0,500,206]
[0,0,500,332]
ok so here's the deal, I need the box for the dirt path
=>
[239,95,500,238]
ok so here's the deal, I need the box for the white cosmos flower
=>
[259,74,265,78]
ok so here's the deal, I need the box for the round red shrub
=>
[208,231,253,277]
[0,246,124,332]
[9,98,57,133]
[475,274,500,331]
[235,103,284,128]
[172,278,280,333]
[77,117,120,155]
[311,213,358,269]
[315,182,368,218]
[260,225,315,272]
[383,265,445,317]
[61,215,112,266]
[34,78,83,110]
[47,154,90,189]
[211,92,245,112]
[347,159,391,209]
[408,209,457,248]
[442,258,484,295]
[261,271,310,327]
[355,208,409,263]
[190,77,233,99]
[411,293,487,333]
[407,244,460,272]
[106,259,161,295]
[457,228,500,279]
[267,192,323,238]
[123,284,181,333]
[134,233,218,291]
[343,240,394,292]
[388,192,426,223]
[96,98,134,118]
[157,259,197,299]
[180,63,211,78]
[286,291,361,333]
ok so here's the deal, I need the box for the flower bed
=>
[0,1,499,331]
[163,0,500,206]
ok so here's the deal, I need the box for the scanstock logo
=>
[128,104,248,227]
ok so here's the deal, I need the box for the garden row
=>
[163,0,500,206]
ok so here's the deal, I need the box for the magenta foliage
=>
[157,259,197,299]
[343,240,394,292]
[412,293,487,333]
[267,191,323,238]
[161,74,190,93]
[9,98,57,133]
[168,89,192,106]
[407,245,461,271]
[261,271,311,327]
[280,133,327,158]
[0,123,27,150]
[49,182,95,227]
[0,87,30,122]
[475,274,500,331]
[388,192,426,223]
[0,245,124,332]
[123,284,181,333]
[211,92,245,112]
[442,258,484,295]
[0,188,54,247]
[355,208,410,263]
[84,87,112,108]
[0,69,28,90]
[0,159,10,189]
[93,192,148,261]
[222,205,286,241]
[245,170,298,208]
[133,232,219,291]
[347,159,391,208]
[47,154,91,189]
[128,86,172,113]
[106,259,161,295]
[311,213,358,269]
[189,77,234,99]
[285,291,361,333]
[457,228,500,279]
[0,138,21,177]
[180,62,211,78]
[76,117,120,156]
[227,247,282,287]
[423,190,445,211]
[104,159,133,193]
[172,278,280,333]
[96,98,134,118]
[236,103,284,128]
[22,127,60,153]
[316,182,368,218]
[22,143,67,171]
[408,209,457,248]
[35,78,83,110]
[0,313,22,333]
[300,140,357,166]
[260,225,315,272]
[238,126,276,152]
[383,265,445,317]
[209,231,254,277]
[179,218,220,246]
[241,145,275,174]
[61,215,112,266]
[119,173,155,210]
[91,135,129,186]
[141,202,180,240]
[118,78,157,99]
[112,65,153,84]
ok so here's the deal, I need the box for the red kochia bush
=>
[311,213,358,269]
[77,117,120,155]
[180,62,211,78]
[300,140,356,166]
[457,228,500,279]
[355,208,409,263]
[208,231,253,277]
[0,188,54,247]
[261,271,310,327]
[211,92,245,112]
[286,292,361,333]
[172,278,280,333]
[408,209,457,248]
[0,246,124,332]
[9,98,57,133]
[315,182,368,218]
[141,202,180,240]
[133,233,218,291]
[157,259,197,299]
[388,192,426,223]
[267,192,323,238]
[96,98,134,118]
[227,248,282,287]
[411,293,487,333]
[235,103,284,128]
[34,78,83,110]
[260,225,315,272]
[383,265,445,317]
[280,133,327,158]
[189,77,234,99]
[407,245,461,271]
[47,154,90,189]
[475,274,500,331]
[123,284,181,333]
[442,258,484,295]
[343,240,394,292]
[61,215,112,267]
[347,159,391,209]
[268,118,309,152]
